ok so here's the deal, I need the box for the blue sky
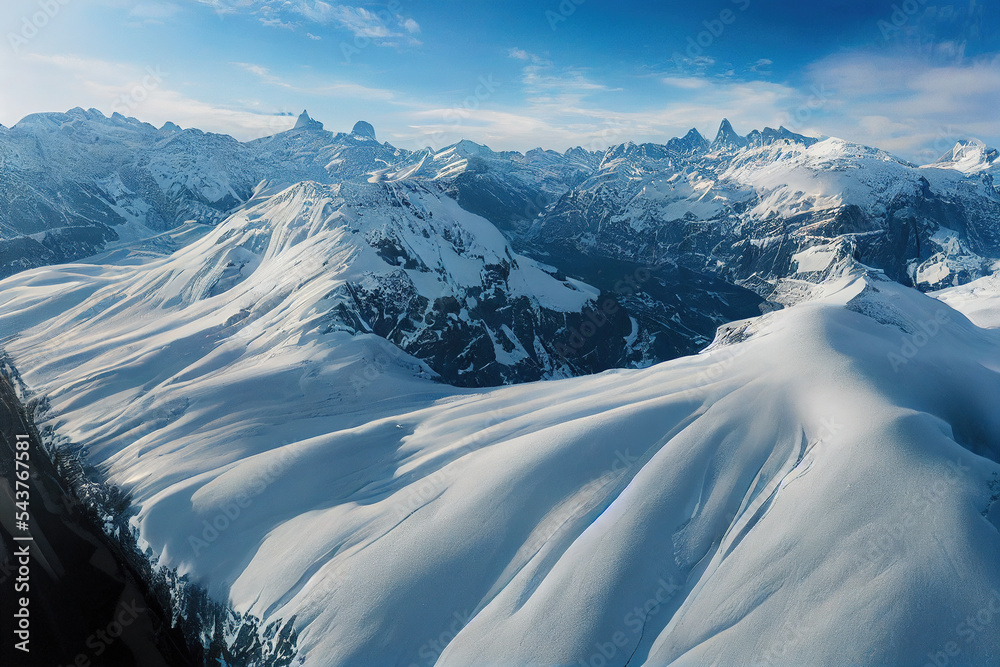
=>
[1,0,998,161]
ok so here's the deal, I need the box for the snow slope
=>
[2,237,998,666]
[934,271,1000,329]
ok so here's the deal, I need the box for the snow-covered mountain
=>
[2,108,1000,665]
[2,241,998,664]
[4,109,998,300]
[0,109,593,278]
[931,138,1000,175]
[0,108,254,276]
[530,120,1000,298]
[0,109,404,278]
[0,177,644,389]
[1,110,774,377]
[381,138,599,233]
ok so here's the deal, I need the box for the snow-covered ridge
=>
[4,99,1000,667]
[1,250,998,664]
[0,177,646,391]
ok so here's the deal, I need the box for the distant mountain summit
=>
[293,109,324,131]
[351,120,377,141]
[667,127,709,154]
[711,118,748,151]
[746,125,818,148]
[932,138,999,173]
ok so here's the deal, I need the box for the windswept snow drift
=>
[1,203,999,667]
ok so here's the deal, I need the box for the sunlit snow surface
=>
[1,182,999,665]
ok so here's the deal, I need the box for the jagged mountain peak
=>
[65,106,107,121]
[745,125,818,148]
[11,108,164,141]
[293,109,324,131]
[682,127,705,141]
[0,107,995,297]
[711,118,748,151]
[666,127,709,154]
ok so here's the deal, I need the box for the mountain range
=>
[4,108,998,292]
[3,108,999,384]
[0,109,998,666]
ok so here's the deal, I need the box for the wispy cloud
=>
[5,4,996,163]
[259,16,296,30]
[401,18,420,35]
[194,0,256,16]
[507,48,535,62]
[669,54,717,76]
[231,61,398,101]
[398,52,807,152]
[805,49,1000,161]
[128,2,181,23]
[195,0,421,46]
[509,49,618,111]
[660,77,710,90]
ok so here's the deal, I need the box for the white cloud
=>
[401,18,420,34]
[507,48,534,62]
[316,6,393,38]
[193,0,256,16]
[394,70,811,153]
[388,51,829,153]
[230,61,397,101]
[509,50,618,113]
[804,50,1000,161]
[0,52,282,137]
[232,61,275,80]
[670,54,717,75]
[4,14,994,164]
[259,17,297,30]
[0,51,406,140]
[319,5,421,45]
